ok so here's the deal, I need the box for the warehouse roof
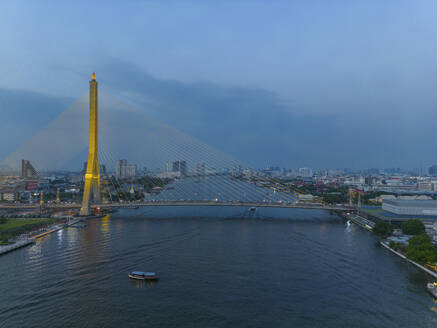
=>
[383,200,437,208]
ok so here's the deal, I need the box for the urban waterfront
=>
[0,208,436,327]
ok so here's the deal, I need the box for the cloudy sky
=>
[1,1,437,170]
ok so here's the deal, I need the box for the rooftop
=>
[383,200,437,208]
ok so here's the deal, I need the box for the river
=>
[0,207,436,327]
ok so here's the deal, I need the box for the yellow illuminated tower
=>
[80,72,101,215]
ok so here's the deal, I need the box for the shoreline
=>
[0,217,85,256]
[347,213,437,279]
[380,241,437,279]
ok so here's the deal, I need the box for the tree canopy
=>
[406,233,437,264]
[373,221,393,238]
[401,219,425,235]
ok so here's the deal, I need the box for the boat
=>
[427,283,437,298]
[249,207,257,212]
[129,271,159,281]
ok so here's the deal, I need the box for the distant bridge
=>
[0,201,353,212]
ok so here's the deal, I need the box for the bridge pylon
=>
[80,72,101,216]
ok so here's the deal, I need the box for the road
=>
[0,201,353,211]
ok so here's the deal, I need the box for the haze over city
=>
[2,1,437,168]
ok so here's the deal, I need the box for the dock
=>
[348,214,375,231]
[31,224,64,240]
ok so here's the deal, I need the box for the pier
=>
[347,214,376,231]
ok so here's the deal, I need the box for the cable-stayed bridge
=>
[0,73,351,214]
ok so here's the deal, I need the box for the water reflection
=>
[101,215,110,234]
[129,279,159,288]
[57,229,63,246]
[345,220,351,233]
[26,240,43,263]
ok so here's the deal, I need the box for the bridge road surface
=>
[0,201,353,211]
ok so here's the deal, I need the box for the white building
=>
[116,159,127,178]
[298,167,312,178]
[344,176,365,186]
[382,200,437,216]
[126,164,137,178]
[116,160,137,178]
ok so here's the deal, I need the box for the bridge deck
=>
[0,201,352,211]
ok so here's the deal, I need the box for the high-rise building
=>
[180,161,187,176]
[116,159,127,178]
[164,162,173,174]
[429,165,437,176]
[100,164,107,176]
[126,164,137,178]
[21,160,37,178]
[298,167,313,178]
[116,160,136,178]
[172,160,187,176]
[172,161,179,172]
[194,162,206,176]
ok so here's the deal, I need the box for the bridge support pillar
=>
[80,72,101,216]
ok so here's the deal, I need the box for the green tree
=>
[389,241,407,252]
[373,221,393,238]
[402,219,425,235]
[406,233,437,264]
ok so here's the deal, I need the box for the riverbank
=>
[0,239,35,255]
[0,217,84,256]
[380,241,437,278]
[0,218,57,243]
[347,214,437,278]
[29,217,84,240]
[345,213,437,279]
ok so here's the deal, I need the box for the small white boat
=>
[427,283,437,298]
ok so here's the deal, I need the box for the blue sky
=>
[1,1,437,169]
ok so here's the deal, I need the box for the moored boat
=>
[427,283,437,298]
[129,271,159,281]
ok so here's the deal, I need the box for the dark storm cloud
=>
[0,89,73,158]
[95,59,437,169]
[2,58,433,170]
